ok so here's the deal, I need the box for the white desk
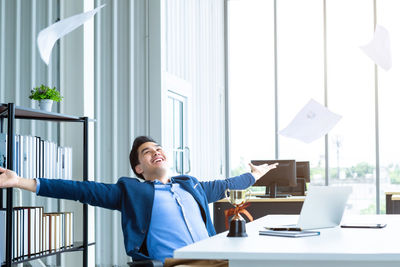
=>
[174,214,400,267]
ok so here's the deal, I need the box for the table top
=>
[216,196,305,203]
[385,192,400,195]
[175,214,400,262]
[392,195,400,201]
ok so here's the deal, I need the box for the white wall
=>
[0,0,97,266]
[0,0,59,139]
[60,0,96,266]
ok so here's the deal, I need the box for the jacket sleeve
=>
[37,178,123,210]
[199,172,255,203]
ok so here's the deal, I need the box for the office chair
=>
[127,259,163,267]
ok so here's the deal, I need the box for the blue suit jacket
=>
[37,173,255,260]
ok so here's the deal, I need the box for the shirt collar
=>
[153,178,174,185]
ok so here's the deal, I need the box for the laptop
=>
[266,186,352,230]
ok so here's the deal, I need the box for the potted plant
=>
[29,84,63,112]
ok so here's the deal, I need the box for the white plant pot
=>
[38,99,53,112]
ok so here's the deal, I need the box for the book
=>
[0,133,6,167]
[23,208,28,257]
[0,210,5,265]
[259,229,320,238]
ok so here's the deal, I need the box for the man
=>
[0,136,277,265]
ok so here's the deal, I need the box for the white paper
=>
[360,25,392,71]
[279,99,342,143]
[37,4,105,65]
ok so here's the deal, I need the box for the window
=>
[228,0,275,177]
[277,0,325,185]
[326,0,375,214]
[377,0,400,212]
[163,74,192,176]
[165,92,189,176]
[228,0,398,214]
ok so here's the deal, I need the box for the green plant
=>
[29,84,63,102]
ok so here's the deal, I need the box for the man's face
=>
[135,142,168,180]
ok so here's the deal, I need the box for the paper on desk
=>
[279,99,342,143]
[37,4,105,65]
[360,25,392,71]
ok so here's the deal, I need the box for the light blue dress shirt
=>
[146,179,209,263]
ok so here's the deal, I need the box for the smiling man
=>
[0,135,277,266]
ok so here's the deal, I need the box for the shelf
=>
[1,242,95,266]
[2,102,92,267]
[0,104,94,122]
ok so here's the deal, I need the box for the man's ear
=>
[135,164,143,175]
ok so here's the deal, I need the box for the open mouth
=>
[152,157,164,163]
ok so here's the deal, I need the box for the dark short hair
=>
[129,136,157,179]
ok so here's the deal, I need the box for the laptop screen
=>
[297,186,352,230]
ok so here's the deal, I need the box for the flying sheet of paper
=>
[37,4,105,65]
[279,99,342,144]
[360,25,392,71]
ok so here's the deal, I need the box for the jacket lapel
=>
[173,176,206,211]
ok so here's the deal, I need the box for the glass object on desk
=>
[225,189,252,237]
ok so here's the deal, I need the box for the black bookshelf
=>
[0,103,93,267]
[10,242,95,265]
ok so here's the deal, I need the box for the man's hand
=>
[0,167,20,188]
[0,167,36,192]
[249,162,278,181]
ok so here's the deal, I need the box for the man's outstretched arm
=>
[200,162,278,203]
[0,166,123,210]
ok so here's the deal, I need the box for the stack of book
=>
[0,207,74,261]
[0,133,72,179]
[42,212,74,253]
[0,209,5,264]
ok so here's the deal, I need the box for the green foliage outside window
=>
[360,201,386,215]
[313,162,375,181]
[388,164,400,184]
[345,162,374,179]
